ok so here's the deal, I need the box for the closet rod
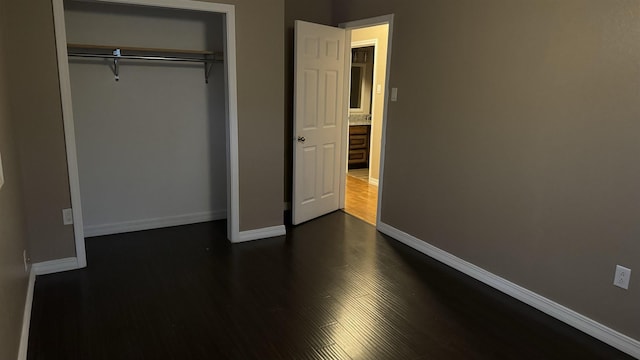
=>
[67,52,222,83]
[67,53,220,63]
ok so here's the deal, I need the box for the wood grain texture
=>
[28,214,633,359]
[344,174,377,225]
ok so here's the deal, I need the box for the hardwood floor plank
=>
[344,175,377,225]
[28,213,634,359]
[313,344,351,360]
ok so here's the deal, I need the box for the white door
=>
[293,20,348,225]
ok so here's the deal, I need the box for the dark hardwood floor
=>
[28,212,633,359]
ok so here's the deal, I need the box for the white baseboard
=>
[32,257,79,276]
[369,177,379,186]
[377,221,640,359]
[18,269,35,360]
[84,210,227,237]
[236,225,286,243]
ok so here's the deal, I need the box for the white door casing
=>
[293,21,347,225]
[340,15,394,227]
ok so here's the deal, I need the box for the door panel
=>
[293,21,347,225]
[303,70,319,129]
[302,146,317,204]
[324,71,338,126]
[322,144,336,197]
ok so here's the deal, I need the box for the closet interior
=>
[64,0,228,237]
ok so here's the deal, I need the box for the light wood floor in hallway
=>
[345,169,378,225]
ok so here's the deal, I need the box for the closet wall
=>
[65,1,226,236]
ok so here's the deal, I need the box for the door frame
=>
[339,14,394,226]
[52,0,240,268]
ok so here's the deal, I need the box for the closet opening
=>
[53,0,240,268]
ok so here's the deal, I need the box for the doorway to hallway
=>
[291,15,393,227]
[343,23,390,225]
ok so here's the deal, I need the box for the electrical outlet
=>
[613,265,631,290]
[23,250,28,273]
[62,208,74,225]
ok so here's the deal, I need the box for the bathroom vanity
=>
[348,124,370,168]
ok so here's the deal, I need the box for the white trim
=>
[32,257,80,276]
[89,0,234,12]
[51,0,241,259]
[18,269,35,360]
[340,15,394,227]
[377,221,640,359]
[351,39,376,48]
[223,6,240,243]
[368,177,379,186]
[236,225,286,243]
[84,210,227,237]
[52,0,87,268]
[338,27,351,214]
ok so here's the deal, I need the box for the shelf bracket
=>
[112,48,121,81]
[204,55,214,84]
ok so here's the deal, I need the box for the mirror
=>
[350,65,364,109]
[349,46,374,114]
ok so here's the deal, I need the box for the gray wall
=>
[6,0,285,263]
[65,3,227,233]
[5,0,75,263]
[230,0,285,231]
[0,0,30,357]
[334,0,640,340]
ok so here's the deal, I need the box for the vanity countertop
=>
[349,114,371,126]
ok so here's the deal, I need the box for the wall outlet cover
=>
[613,265,631,290]
[62,208,74,225]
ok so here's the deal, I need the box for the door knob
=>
[297,136,306,143]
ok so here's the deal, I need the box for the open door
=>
[292,21,348,225]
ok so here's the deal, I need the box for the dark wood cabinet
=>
[348,125,370,168]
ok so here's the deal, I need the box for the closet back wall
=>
[65,1,226,236]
